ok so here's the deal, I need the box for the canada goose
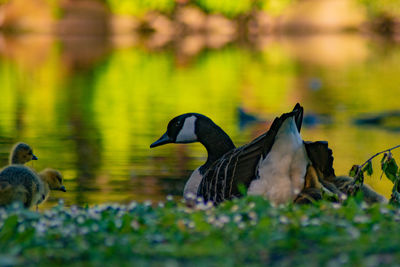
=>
[9,142,38,165]
[151,104,310,204]
[0,166,66,208]
[151,104,387,205]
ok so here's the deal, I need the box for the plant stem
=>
[353,144,400,184]
[360,144,400,168]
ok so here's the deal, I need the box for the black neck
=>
[196,120,235,172]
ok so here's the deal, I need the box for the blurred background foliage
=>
[106,0,175,17]
[359,0,400,17]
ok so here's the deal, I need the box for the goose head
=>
[39,168,66,192]
[150,113,206,148]
[9,142,38,165]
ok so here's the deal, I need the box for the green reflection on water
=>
[0,35,399,209]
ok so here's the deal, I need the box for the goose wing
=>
[304,141,335,180]
[198,104,304,204]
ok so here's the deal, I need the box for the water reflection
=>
[0,33,399,209]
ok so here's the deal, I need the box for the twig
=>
[353,144,400,184]
[360,144,400,168]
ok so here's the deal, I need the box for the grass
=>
[1,195,400,266]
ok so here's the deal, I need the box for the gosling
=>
[9,142,38,165]
[0,166,66,208]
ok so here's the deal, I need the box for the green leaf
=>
[349,165,363,184]
[237,183,247,196]
[0,215,18,243]
[384,157,399,183]
[349,165,360,177]
[362,161,373,176]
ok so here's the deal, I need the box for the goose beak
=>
[32,154,38,160]
[59,185,66,192]
[150,132,172,148]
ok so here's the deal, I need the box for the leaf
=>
[0,215,18,243]
[384,157,399,183]
[381,153,388,168]
[237,183,247,196]
[349,165,363,185]
[349,165,360,177]
[362,161,373,176]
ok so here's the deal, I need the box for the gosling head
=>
[39,168,66,192]
[9,142,38,165]
[151,113,213,148]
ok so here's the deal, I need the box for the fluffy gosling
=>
[0,166,66,209]
[9,142,38,165]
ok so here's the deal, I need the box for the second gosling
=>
[9,142,38,165]
[0,166,66,208]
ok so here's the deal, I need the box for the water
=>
[0,33,399,208]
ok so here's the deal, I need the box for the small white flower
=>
[105,237,114,247]
[279,216,289,224]
[115,219,122,228]
[128,201,137,210]
[131,220,139,230]
[248,211,257,221]
[207,216,216,224]
[380,207,389,214]
[77,216,85,224]
[219,215,230,224]
[91,224,99,232]
[187,221,195,229]
[238,222,246,229]
[309,218,320,226]
[185,193,196,200]
[206,201,214,209]
[233,214,242,223]
[17,224,25,233]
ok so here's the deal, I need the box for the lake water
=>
[0,33,399,209]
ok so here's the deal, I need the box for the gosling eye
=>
[42,194,45,200]
[57,176,62,184]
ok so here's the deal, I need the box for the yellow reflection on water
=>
[0,34,399,208]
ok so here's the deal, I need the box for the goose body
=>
[197,104,307,204]
[183,167,203,197]
[248,116,309,203]
[0,165,44,208]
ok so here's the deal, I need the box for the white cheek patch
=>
[176,116,197,143]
